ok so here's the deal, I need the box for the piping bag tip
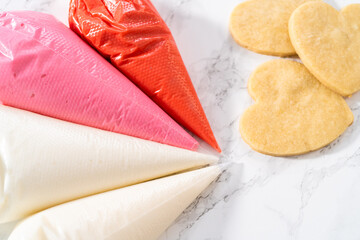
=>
[200,130,222,153]
[212,141,222,153]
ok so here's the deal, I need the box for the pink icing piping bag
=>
[0,11,198,150]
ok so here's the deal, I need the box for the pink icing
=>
[0,11,198,150]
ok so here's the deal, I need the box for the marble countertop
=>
[1,0,360,239]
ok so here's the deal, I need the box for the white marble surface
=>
[1,0,360,239]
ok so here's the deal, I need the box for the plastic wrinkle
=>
[69,0,221,152]
[0,11,198,150]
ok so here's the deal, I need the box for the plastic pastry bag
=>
[69,0,221,152]
[0,105,218,224]
[0,11,198,150]
[7,166,220,240]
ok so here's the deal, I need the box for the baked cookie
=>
[289,2,360,96]
[240,59,353,156]
[229,0,320,56]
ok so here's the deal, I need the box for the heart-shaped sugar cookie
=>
[240,59,353,156]
[289,2,360,96]
[229,0,321,56]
